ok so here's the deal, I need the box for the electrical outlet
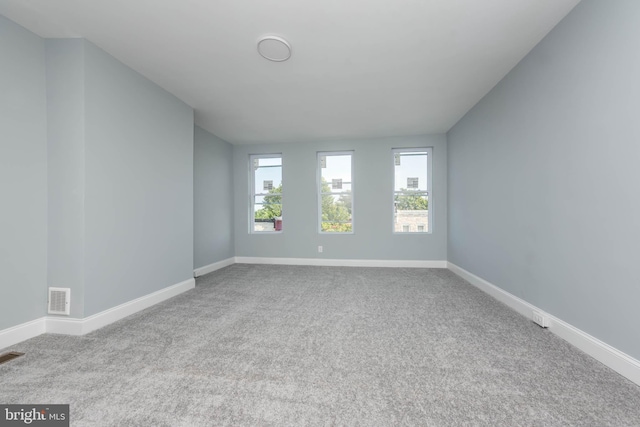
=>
[532,310,549,328]
[318,246,323,253]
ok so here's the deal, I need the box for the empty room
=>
[1,0,640,425]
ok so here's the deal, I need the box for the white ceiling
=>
[0,0,580,144]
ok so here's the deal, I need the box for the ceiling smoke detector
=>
[257,36,291,62]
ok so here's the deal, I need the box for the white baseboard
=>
[448,262,640,386]
[447,262,533,318]
[235,256,447,268]
[46,278,195,336]
[194,257,235,277]
[0,317,46,351]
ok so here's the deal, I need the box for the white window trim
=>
[392,147,433,234]
[249,153,283,234]
[317,151,355,234]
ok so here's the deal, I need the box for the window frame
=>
[249,153,283,234]
[317,151,355,234]
[392,147,432,234]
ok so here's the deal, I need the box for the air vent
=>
[48,287,70,315]
[0,351,24,365]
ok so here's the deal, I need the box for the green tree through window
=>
[318,152,353,233]
[250,154,282,232]
[320,178,352,232]
[255,184,282,219]
[394,189,428,210]
[393,148,430,233]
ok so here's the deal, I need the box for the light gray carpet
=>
[1,265,640,426]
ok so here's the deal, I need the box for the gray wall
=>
[194,126,234,268]
[0,16,48,330]
[234,135,447,260]
[46,39,86,318]
[448,0,640,360]
[83,41,194,316]
[45,37,195,319]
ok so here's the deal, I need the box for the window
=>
[318,152,353,233]
[250,154,282,233]
[393,148,431,233]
